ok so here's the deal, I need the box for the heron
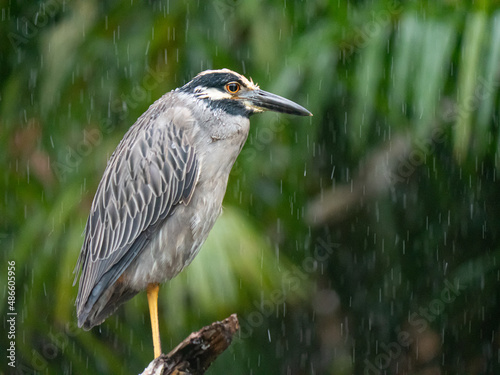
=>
[74,68,311,358]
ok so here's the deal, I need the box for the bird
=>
[73,68,312,359]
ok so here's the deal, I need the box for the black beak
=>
[246,89,312,116]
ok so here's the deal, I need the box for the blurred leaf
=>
[350,22,389,154]
[475,11,500,155]
[40,1,99,115]
[453,11,488,161]
[413,18,456,139]
[390,14,421,122]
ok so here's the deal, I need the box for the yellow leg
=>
[147,283,162,359]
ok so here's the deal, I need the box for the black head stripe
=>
[179,72,245,93]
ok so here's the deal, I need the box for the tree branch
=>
[141,314,240,375]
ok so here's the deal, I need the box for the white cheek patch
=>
[194,87,232,100]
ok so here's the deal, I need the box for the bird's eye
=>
[225,82,240,94]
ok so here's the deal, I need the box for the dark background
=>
[1,1,500,374]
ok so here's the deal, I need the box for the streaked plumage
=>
[74,69,311,355]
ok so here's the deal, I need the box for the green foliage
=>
[1,0,500,374]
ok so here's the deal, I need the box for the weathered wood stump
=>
[140,314,239,375]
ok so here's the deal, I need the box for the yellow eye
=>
[225,82,240,94]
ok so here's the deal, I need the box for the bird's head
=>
[178,69,312,117]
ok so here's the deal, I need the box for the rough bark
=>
[141,314,239,375]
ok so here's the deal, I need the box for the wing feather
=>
[74,108,199,321]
